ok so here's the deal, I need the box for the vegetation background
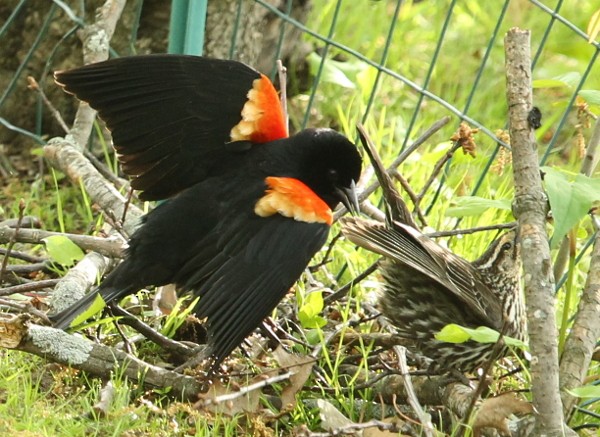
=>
[0,0,599,435]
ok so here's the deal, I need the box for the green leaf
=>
[43,235,84,267]
[298,291,327,329]
[446,196,512,217]
[532,79,570,89]
[71,293,106,327]
[567,385,600,398]
[532,72,581,89]
[305,329,322,345]
[579,90,600,106]
[554,72,582,88]
[307,52,356,89]
[543,167,600,248]
[435,324,527,348]
[587,9,600,44]
[435,324,471,343]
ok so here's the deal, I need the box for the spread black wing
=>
[175,214,329,363]
[55,55,268,200]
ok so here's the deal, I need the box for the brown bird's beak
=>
[336,180,360,215]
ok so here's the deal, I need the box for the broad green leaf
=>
[305,329,322,345]
[307,52,356,89]
[532,79,570,89]
[543,167,600,248]
[465,326,501,343]
[30,147,44,157]
[298,291,327,329]
[553,72,582,88]
[43,235,84,267]
[436,324,527,348]
[533,72,581,89]
[567,385,600,398]
[446,196,512,217]
[435,324,471,343]
[71,293,106,327]
[579,90,600,106]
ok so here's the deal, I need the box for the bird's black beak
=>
[335,180,360,215]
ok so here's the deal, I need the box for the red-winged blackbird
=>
[49,55,362,366]
[341,217,525,373]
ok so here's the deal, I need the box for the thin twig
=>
[324,261,378,304]
[27,76,70,133]
[0,248,46,264]
[0,297,51,323]
[0,279,61,296]
[0,226,125,258]
[335,117,451,220]
[0,200,25,280]
[394,346,436,437]
[2,262,53,275]
[455,329,507,437]
[391,170,428,227]
[109,305,195,358]
[416,141,462,204]
[83,149,130,191]
[200,371,292,405]
[120,187,135,228]
[310,231,344,271]
[425,222,517,238]
[277,59,289,133]
[109,304,133,354]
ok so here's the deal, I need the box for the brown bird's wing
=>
[355,125,417,228]
[55,54,287,200]
[340,217,503,326]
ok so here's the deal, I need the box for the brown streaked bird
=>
[341,217,526,373]
[49,54,362,367]
[340,127,525,373]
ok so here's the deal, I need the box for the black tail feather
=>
[49,286,131,329]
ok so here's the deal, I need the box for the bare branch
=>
[394,346,436,437]
[559,226,600,416]
[49,252,109,313]
[1,318,204,401]
[505,28,569,436]
[0,226,125,258]
[0,199,25,280]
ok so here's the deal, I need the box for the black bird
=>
[49,55,362,366]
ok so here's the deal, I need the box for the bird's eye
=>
[327,169,339,182]
[501,242,512,251]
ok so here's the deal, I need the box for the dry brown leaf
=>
[317,399,355,431]
[450,122,479,157]
[472,393,534,437]
[272,346,314,408]
[364,417,409,437]
[195,376,262,415]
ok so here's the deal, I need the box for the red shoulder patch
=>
[254,177,333,225]
[230,74,288,143]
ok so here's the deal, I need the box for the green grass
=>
[1,0,599,435]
